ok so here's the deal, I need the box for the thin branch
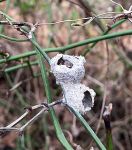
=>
[66,104,107,150]
[4,60,38,73]
[96,86,107,133]
[0,20,33,28]
[0,33,28,42]
[4,104,43,128]
[37,12,126,27]
[110,0,124,11]
[0,29,132,68]
[19,107,47,132]
[103,103,113,150]
[0,100,62,134]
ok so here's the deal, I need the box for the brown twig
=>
[0,20,37,39]
[0,100,62,135]
[103,103,113,150]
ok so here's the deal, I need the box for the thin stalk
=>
[0,28,132,65]
[0,10,14,21]
[103,104,113,150]
[41,116,49,150]
[5,73,27,107]
[67,105,106,150]
[29,38,51,64]
[4,60,38,73]
[82,19,126,56]
[0,51,37,64]
[0,33,28,42]
[38,55,73,149]
[31,35,73,149]
[26,130,32,150]
[106,130,113,150]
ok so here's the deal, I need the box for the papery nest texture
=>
[50,54,96,114]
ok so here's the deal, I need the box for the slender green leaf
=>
[31,37,73,150]
[67,105,106,150]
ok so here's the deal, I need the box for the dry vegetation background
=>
[0,0,132,150]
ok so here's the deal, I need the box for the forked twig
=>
[0,16,37,39]
[0,100,62,134]
[0,8,131,34]
[110,0,132,23]
[0,0,131,39]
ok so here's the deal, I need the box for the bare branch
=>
[0,100,62,135]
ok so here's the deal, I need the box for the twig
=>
[0,18,51,63]
[0,29,132,64]
[96,42,110,134]
[66,104,107,150]
[0,100,62,134]
[19,107,47,132]
[4,61,38,73]
[0,33,28,42]
[9,77,33,91]
[37,12,126,27]
[0,20,37,39]
[103,103,113,150]
[110,0,132,23]
[64,130,83,150]
[0,21,33,28]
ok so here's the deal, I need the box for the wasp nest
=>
[50,54,96,114]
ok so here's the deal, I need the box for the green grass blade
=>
[82,19,126,56]
[0,33,28,42]
[38,55,73,150]
[67,106,106,150]
[4,60,38,73]
[31,36,73,149]
[39,54,73,149]
[0,27,132,65]
[30,38,50,64]
[106,130,113,150]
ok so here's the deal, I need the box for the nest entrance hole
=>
[57,57,73,68]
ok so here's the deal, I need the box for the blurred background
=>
[0,0,132,149]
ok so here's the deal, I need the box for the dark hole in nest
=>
[57,57,73,68]
[82,91,92,109]
[75,56,79,59]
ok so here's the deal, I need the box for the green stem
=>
[106,130,113,150]
[0,51,36,64]
[82,19,126,56]
[0,33,28,42]
[4,60,38,73]
[68,106,106,150]
[31,35,73,149]
[29,38,51,63]
[1,28,132,65]
[38,55,73,149]
[0,10,14,21]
